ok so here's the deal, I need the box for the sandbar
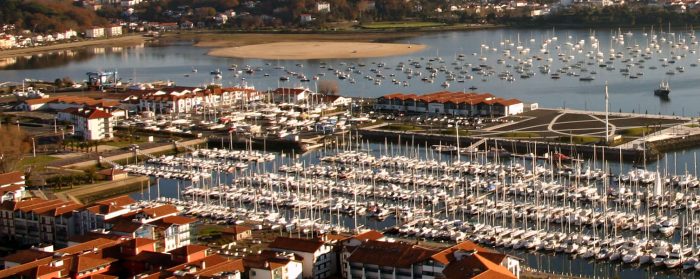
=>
[207,41,426,60]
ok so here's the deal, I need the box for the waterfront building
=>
[18,95,120,112]
[270,87,313,104]
[57,107,115,140]
[375,92,524,117]
[85,26,105,38]
[342,240,520,279]
[105,24,123,36]
[0,198,85,247]
[83,195,138,231]
[138,87,260,114]
[267,236,337,279]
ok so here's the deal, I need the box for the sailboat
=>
[654,80,670,97]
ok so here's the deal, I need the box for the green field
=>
[621,127,654,137]
[18,155,58,170]
[361,21,446,29]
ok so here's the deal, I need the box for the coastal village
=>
[8,0,700,278]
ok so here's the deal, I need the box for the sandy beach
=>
[207,41,427,60]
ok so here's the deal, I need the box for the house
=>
[221,225,252,241]
[98,168,129,181]
[105,25,123,36]
[57,107,114,140]
[267,237,337,279]
[300,14,313,23]
[270,87,312,104]
[342,239,520,279]
[85,26,105,38]
[245,251,303,279]
[180,21,194,29]
[0,34,16,49]
[0,171,25,202]
[316,2,331,12]
[166,254,245,279]
[151,215,197,252]
[83,195,138,231]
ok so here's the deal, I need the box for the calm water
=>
[2,29,700,116]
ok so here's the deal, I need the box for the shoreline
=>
[0,34,146,60]
[207,41,427,60]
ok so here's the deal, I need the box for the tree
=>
[318,80,339,95]
[0,126,31,172]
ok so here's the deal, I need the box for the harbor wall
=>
[357,129,651,162]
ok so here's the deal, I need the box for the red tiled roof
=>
[221,225,251,235]
[268,237,325,253]
[95,195,136,207]
[431,241,493,265]
[354,230,384,241]
[346,240,437,268]
[141,204,179,218]
[74,253,115,273]
[442,253,515,279]
[0,171,23,185]
[161,215,196,225]
[1,249,53,264]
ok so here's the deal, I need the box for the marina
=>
[6,27,700,279]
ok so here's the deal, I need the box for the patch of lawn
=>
[361,21,446,29]
[382,124,424,132]
[621,127,653,137]
[686,124,700,128]
[18,155,58,170]
[438,129,470,136]
[557,136,601,144]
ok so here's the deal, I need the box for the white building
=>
[152,215,196,252]
[246,251,304,279]
[0,171,25,202]
[316,2,331,12]
[105,25,123,36]
[267,237,337,279]
[85,26,105,38]
[376,92,524,117]
[138,87,260,114]
[57,107,114,140]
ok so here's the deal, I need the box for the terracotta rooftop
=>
[95,195,136,207]
[354,230,385,241]
[24,95,119,107]
[1,248,53,264]
[61,107,112,119]
[441,252,515,279]
[141,204,179,219]
[244,251,300,270]
[221,225,252,235]
[346,240,438,268]
[268,237,326,253]
[0,171,24,185]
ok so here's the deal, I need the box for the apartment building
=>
[57,107,114,140]
[376,92,524,117]
[267,237,337,279]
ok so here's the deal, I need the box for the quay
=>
[361,108,699,162]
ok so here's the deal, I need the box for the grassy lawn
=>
[102,138,150,148]
[686,124,700,128]
[556,136,601,144]
[361,21,447,29]
[621,127,654,137]
[18,155,58,170]
[382,124,424,132]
